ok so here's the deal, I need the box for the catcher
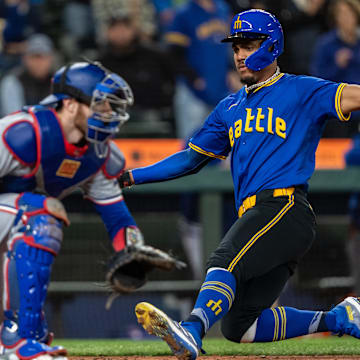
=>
[0,61,184,360]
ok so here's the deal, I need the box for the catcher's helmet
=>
[221,9,284,71]
[41,61,134,156]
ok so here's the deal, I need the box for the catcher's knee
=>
[10,193,69,254]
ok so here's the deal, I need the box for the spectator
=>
[270,0,328,74]
[62,0,95,56]
[311,0,360,84]
[311,0,360,137]
[0,33,55,116]
[0,0,45,74]
[165,0,236,140]
[97,14,176,136]
[91,0,157,44]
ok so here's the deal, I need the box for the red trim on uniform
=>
[0,206,18,215]
[2,120,37,166]
[49,108,89,157]
[4,257,10,310]
[112,228,126,251]
[24,110,42,178]
[2,338,27,349]
[16,348,47,359]
[15,193,22,209]
[85,195,124,206]
[23,236,57,256]
[8,236,23,251]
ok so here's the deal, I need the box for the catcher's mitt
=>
[105,227,186,308]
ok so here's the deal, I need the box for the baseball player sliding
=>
[0,61,184,360]
[118,9,360,360]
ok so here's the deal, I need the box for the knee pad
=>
[2,193,67,340]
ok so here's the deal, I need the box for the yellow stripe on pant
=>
[228,195,295,273]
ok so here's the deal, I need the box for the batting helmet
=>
[221,9,284,71]
[41,61,134,156]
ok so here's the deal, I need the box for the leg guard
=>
[2,193,66,345]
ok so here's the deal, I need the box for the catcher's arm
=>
[118,148,210,188]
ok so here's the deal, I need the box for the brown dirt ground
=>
[69,356,360,360]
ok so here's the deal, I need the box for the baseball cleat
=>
[329,297,360,338]
[135,302,200,360]
[0,339,67,360]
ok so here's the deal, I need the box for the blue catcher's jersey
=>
[189,73,350,211]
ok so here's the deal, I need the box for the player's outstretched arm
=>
[118,148,211,188]
[340,84,360,115]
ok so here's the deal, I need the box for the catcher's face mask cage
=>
[40,61,134,157]
[87,73,134,150]
[221,9,284,71]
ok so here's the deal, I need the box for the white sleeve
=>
[0,75,25,117]
[81,170,123,203]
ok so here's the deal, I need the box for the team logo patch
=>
[206,299,223,315]
[233,15,242,30]
[56,159,81,178]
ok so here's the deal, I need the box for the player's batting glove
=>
[118,170,134,188]
[105,227,186,309]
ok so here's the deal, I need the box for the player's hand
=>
[118,170,134,188]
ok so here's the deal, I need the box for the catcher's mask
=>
[221,9,284,71]
[40,61,134,157]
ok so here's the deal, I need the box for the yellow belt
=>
[238,187,295,218]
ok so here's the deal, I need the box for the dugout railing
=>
[49,167,360,294]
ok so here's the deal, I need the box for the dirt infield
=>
[69,356,360,360]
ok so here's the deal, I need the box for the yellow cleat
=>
[135,302,200,360]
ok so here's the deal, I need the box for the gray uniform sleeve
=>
[81,170,123,202]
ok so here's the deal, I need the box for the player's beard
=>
[239,73,257,86]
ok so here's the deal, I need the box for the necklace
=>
[245,67,281,93]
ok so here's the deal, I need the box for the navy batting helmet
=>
[221,9,284,71]
[41,61,134,156]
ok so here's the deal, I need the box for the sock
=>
[182,268,236,342]
[253,307,326,342]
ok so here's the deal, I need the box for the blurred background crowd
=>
[1,0,360,139]
[1,0,360,338]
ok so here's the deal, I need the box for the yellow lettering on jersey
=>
[234,119,242,138]
[244,108,254,133]
[276,117,286,139]
[255,108,265,133]
[56,159,81,178]
[229,126,234,147]
[267,107,274,134]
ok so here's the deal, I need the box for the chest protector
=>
[2,106,108,197]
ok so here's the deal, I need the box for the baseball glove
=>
[105,227,186,309]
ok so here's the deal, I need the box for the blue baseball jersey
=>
[188,73,350,211]
[165,0,230,105]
